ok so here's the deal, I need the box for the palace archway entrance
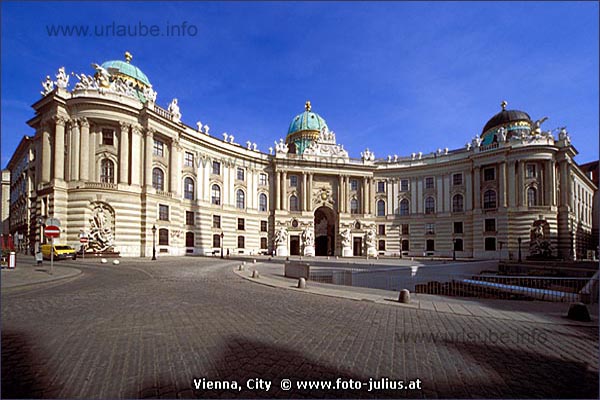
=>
[314,206,336,256]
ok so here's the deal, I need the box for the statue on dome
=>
[275,138,289,154]
[532,117,548,135]
[558,127,570,143]
[497,126,507,142]
[55,67,69,89]
[143,86,157,103]
[472,135,482,148]
[41,75,54,96]
[168,98,182,122]
[361,148,375,161]
[91,63,111,87]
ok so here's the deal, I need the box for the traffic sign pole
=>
[50,237,54,275]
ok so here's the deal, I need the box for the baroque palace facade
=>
[5,53,598,259]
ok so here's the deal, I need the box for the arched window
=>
[100,159,114,183]
[377,200,386,216]
[211,184,221,205]
[527,187,537,207]
[350,198,359,214]
[152,168,164,191]
[158,228,168,246]
[399,199,409,216]
[425,197,435,214]
[258,193,268,212]
[483,190,497,209]
[236,189,245,209]
[185,232,194,247]
[183,177,194,200]
[289,195,299,211]
[452,194,464,213]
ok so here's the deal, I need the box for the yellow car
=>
[41,244,77,260]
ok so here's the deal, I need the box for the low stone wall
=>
[284,261,310,279]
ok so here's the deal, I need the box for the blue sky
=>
[2,1,598,168]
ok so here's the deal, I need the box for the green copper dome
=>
[101,52,151,87]
[287,101,328,135]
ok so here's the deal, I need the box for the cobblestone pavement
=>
[2,257,598,399]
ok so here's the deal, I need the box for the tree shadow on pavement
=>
[1,329,61,399]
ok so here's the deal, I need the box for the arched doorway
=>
[314,206,336,256]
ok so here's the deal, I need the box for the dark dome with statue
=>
[480,101,532,145]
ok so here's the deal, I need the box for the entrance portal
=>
[314,206,336,256]
[353,237,363,256]
[290,235,300,256]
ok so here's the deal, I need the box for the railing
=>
[156,190,173,198]
[153,104,173,120]
[308,268,598,303]
[477,142,499,152]
[84,182,118,190]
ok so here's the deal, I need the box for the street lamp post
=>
[399,235,403,259]
[151,225,157,260]
[220,232,224,259]
[498,241,504,261]
[518,237,522,262]
[453,239,456,261]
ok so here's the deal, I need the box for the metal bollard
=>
[251,270,260,279]
[238,264,245,271]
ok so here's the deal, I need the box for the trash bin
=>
[8,251,16,269]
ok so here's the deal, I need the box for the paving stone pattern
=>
[2,258,598,398]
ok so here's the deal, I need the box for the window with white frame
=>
[350,179,358,191]
[425,177,434,189]
[377,181,386,193]
[236,189,245,209]
[258,193,268,212]
[400,179,409,191]
[453,173,463,186]
[377,200,386,216]
[259,173,268,186]
[237,167,245,181]
[211,184,221,205]
[153,140,164,157]
[425,196,435,214]
[212,161,221,175]
[183,177,194,200]
[290,175,298,187]
[426,223,435,235]
[158,204,169,221]
[184,152,194,167]
[399,199,409,216]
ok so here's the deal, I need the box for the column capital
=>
[132,124,144,135]
[52,114,69,126]
[79,117,90,128]
[144,127,156,137]
[119,120,131,131]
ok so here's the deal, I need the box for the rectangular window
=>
[485,218,496,232]
[484,167,495,181]
[237,167,245,181]
[400,179,409,191]
[526,164,537,178]
[454,239,464,251]
[401,224,409,235]
[350,179,358,191]
[213,234,221,248]
[377,181,386,193]
[401,239,410,251]
[237,218,245,231]
[184,152,194,167]
[237,236,245,249]
[158,228,169,246]
[158,204,169,221]
[213,215,221,229]
[378,224,386,235]
[212,161,221,175]
[425,177,434,189]
[453,221,463,234]
[102,129,114,146]
[259,173,268,186]
[185,211,194,226]
[426,239,435,251]
[453,173,463,186]
[260,237,267,249]
[426,223,435,235]
[290,175,298,187]
[485,237,497,251]
[153,140,164,157]
[378,240,386,251]
[260,221,268,232]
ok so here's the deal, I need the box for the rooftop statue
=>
[168,98,182,123]
[41,75,54,96]
[55,67,69,89]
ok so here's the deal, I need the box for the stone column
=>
[302,173,308,211]
[411,178,418,213]
[345,176,350,213]
[436,176,443,213]
[170,140,181,194]
[308,173,313,212]
[499,161,507,208]
[41,122,51,183]
[507,161,516,208]
[548,160,556,206]
[53,116,66,180]
[70,120,80,181]
[130,125,142,186]
[119,122,130,185]
[544,160,554,206]
[362,177,368,214]
[519,161,526,206]
[473,167,481,209]
[88,126,97,181]
[281,171,287,210]
[275,171,281,210]
[144,128,154,188]
[79,118,90,181]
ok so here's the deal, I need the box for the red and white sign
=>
[44,225,60,238]
[80,237,89,243]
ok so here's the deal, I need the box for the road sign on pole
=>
[45,217,61,227]
[44,225,60,238]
